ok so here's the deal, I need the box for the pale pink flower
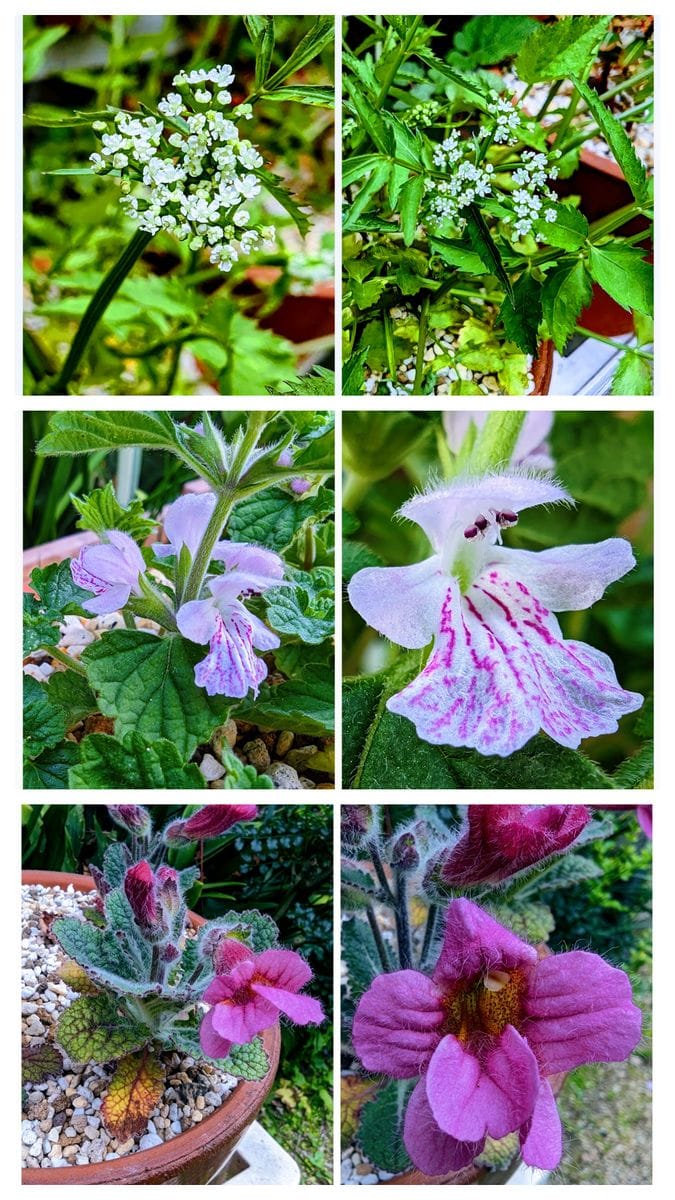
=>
[71,530,145,615]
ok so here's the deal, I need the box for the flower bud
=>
[88,863,110,902]
[213,936,253,975]
[123,861,159,927]
[156,865,181,920]
[108,805,152,836]
[391,830,419,872]
[164,804,257,846]
[161,943,180,963]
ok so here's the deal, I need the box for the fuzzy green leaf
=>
[69,731,206,789]
[198,908,279,954]
[102,842,132,889]
[342,916,384,1002]
[235,674,334,735]
[265,568,334,645]
[358,1080,414,1174]
[56,994,149,1064]
[81,631,227,761]
[23,742,79,789]
[538,852,604,892]
[228,486,333,554]
[24,676,66,758]
[37,410,179,457]
[72,481,156,541]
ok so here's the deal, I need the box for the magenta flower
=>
[438,805,590,887]
[70,530,145,615]
[107,805,152,836]
[176,543,284,697]
[123,861,159,927]
[199,941,325,1058]
[637,805,652,839]
[164,804,257,846]
[348,472,642,756]
[352,899,641,1174]
[444,412,554,471]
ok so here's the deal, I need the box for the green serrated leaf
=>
[102,841,132,890]
[24,676,66,759]
[37,410,179,458]
[56,994,149,1064]
[500,272,542,357]
[30,560,90,614]
[537,852,604,892]
[72,481,156,541]
[490,902,555,944]
[611,349,653,397]
[517,16,610,84]
[199,908,279,954]
[23,593,61,654]
[399,174,425,247]
[358,1080,414,1175]
[47,670,99,727]
[253,167,310,237]
[466,205,514,302]
[69,731,206,790]
[23,742,80,789]
[588,244,653,318]
[262,84,334,107]
[573,76,650,206]
[542,259,593,352]
[81,631,227,761]
[22,1042,64,1085]
[234,674,334,736]
[264,16,333,92]
[265,569,334,645]
[536,202,589,252]
[228,486,333,554]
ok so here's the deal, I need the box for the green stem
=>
[342,471,371,512]
[470,411,527,473]
[551,86,580,149]
[41,645,87,676]
[575,326,653,357]
[534,80,563,122]
[382,307,397,379]
[53,228,153,393]
[375,16,422,109]
[600,64,653,104]
[182,488,237,603]
[420,903,438,968]
[367,839,395,904]
[412,294,430,396]
[164,341,181,395]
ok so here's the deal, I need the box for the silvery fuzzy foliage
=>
[90,64,275,271]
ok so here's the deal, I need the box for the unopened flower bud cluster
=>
[400,99,442,128]
[89,64,276,272]
[423,95,559,239]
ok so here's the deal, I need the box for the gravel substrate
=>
[24,612,334,789]
[21,883,237,1170]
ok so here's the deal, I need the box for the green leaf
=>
[47,670,99,727]
[197,909,279,955]
[517,16,610,83]
[343,153,388,188]
[266,569,334,645]
[228,486,333,554]
[69,732,206,790]
[611,349,653,397]
[342,541,384,583]
[23,593,60,654]
[430,236,488,275]
[23,742,79,789]
[234,674,334,735]
[344,77,392,157]
[451,15,538,67]
[350,275,390,311]
[466,205,514,302]
[342,916,384,1001]
[612,741,653,788]
[102,842,132,889]
[358,1081,413,1175]
[399,174,425,247]
[253,167,310,237]
[588,245,653,317]
[52,917,152,998]
[22,1043,64,1085]
[572,77,650,206]
[490,902,555,945]
[537,852,604,892]
[261,84,334,107]
[263,16,334,92]
[56,993,149,1070]
[24,676,66,758]
[72,481,156,541]
[30,560,90,614]
[219,745,274,789]
[536,202,589,252]
[343,412,429,482]
[414,48,488,100]
[542,259,592,352]
[342,348,369,396]
[37,410,179,457]
[82,631,227,760]
[500,272,542,357]
[249,15,275,90]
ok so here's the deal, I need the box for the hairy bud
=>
[108,805,152,836]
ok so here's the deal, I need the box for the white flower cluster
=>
[89,64,275,271]
[487,91,521,145]
[509,151,558,238]
[425,131,494,226]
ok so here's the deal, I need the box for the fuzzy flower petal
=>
[433,897,537,990]
[519,1079,563,1171]
[211,541,285,590]
[199,1007,232,1059]
[193,607,271,698]
[201,946,324,1049]
[71,530,145,614]
[352,971,445,1078]
[347,558,449,650]
[176,598,219,644]
[426,1025,540,1142]
[404,1078,483,1176]
[522,950,642,1075]
[387,569,642,755]
[439,804,590,886]
[492,539,636,612]
[153,492,217,559]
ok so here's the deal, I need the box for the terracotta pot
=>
[22,870,281,1186]
[531,338,553,395]
[241,267,335,345]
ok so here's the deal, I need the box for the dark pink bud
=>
[108,805,151,836]
[341,806,371,836]
[156,866,181,918]
[181,805,258,841]
[391,831,419,871]
[439,805,591,887]
[161,943,180,963]
[123,861,159,926]
[213,937,254,975]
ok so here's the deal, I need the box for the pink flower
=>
[637,805,652,840]
[71,530,145,615]
[176,543,284,697]
[352,899,641,1174]
[108,805,152,836]
[199,943,325,1058]
[348,472,642,756]
[438,805,590,887]
[123,860,159,926]
[444,412,554,472]
[164,804,257,846]
[154,492,219,561]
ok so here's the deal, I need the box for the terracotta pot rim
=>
[531,337,554,396]
[21,869,280,1186]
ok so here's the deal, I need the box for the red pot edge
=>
[532,338,554,396]
[21,870,281,1186]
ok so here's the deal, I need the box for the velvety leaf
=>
[57,995,149,1064]
[23,593,61,654]
[30,560,90,614]
[489,902,555,945]
[24,676,66,758]
[265,568,334,645]
[22,1043,64,1085]
[228,486,333,554]
[82,631,227,761]
[60,959,101,995]
[101,1051,165,1139]
[611,349,653,397]
[500,272,542,357]
[23,742,79,789]
[358,1080,414,1174]
[234,674,334,735]
[541,259,592,352]
[104,888,153,973]
[37,410,179,457]
[72,481,156,541]
[69,732,206,790]
[102,842,133,890]
[611,741,653,788]
[222,1037,272,1080]
[47,670,99,727]
[198,908,279,954]
[517,16,610,83]
[588,245,653,317]
[537,853,604,892]
[573,77,650,206]
[342,916,385,1002]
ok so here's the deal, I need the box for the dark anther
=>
[464,524,479,539]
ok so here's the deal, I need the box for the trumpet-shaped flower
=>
[199,942,325,1058]
[70,530,145,615]
[348,472,642,756]
[177,542,284,697]
[438,804,590,887]
[163,803,257,846]
[352,899,641,1174]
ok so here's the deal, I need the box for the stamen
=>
[483,969,511,992]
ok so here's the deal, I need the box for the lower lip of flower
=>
[441,968,525,1042]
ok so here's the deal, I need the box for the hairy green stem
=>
[470,411,526,474]
[53,228,154,393]
[367,839,395,903]
[412,293,430,396]
[182,488,237,603]
[420,903,438,968]
[41,645,88,676]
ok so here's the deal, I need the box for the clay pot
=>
[22,870,281,1186]
[531,338,554,395]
